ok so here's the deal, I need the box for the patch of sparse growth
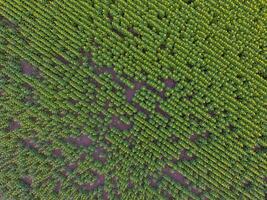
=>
[0,0,266,199]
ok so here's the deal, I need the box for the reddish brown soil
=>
[145,84,165,99]
[128,27,140,37]
[208,111,216,117]
[0,15,17,28]
[163,78,176,88]
[79,171,105,191]
[66,134,92,148]
[66,162,78,171]
[103,191,109,200]
[52,148,63,157]
[7,119,21,132]
[127,180,134,189]
[179,149,196,161]
[21,60,39,76]
[191,187,203,196]
[96,67,117,79]
[0,90,4,97]
[23,96,35,104]
[203,131,211,139]
[56,55,69,65]
[78,152,87,162]
[112,28,125,37]
[110,116,132,131]
[161,189,174,200]
[125,81,144,102]
[68,98,79,105]
[76,135,92,147]
[155,103,170,119]
[189,133,200,143]
[162,166,188,186]
[93,147,106,164]
[111,176,120,197]
[133,102,150,116]
[22,83,34,90]
[170,134,179,143]
[22,139,38,150]
[21,176,32,187]
[107,13,113,22]
[148,176,158,188]
[54,180,62,193]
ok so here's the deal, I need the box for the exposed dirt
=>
[163,78,176,88]
[21,60,39,76]
[191,187,203,196]
[155,103,170,119]
[78,152,87,162]
[253,145,266,153]
[22,83,34,91]
[128,27,140,37]
[52,148,62,157]
[68,98,79,105]
[170,134,179,143]
[208,111,216,117]
[79,170,105,191]
[243,180,252,189]
[161,189,174,200]
[66,134,92,148]
[54,180,62,193]
[145,84,165,99]
[111,176,120,198]
[56,54,69,65]
[127,180,134,189]
[22,139,38,150]
[0,90,4,97]
[92,147,106,164]
[66,162,78,172]
[148,176,159,188]
[7,119,21,132]
[0,15,17,29]
[125,81,144,102]
[107,12,113,22]
[162,165,188,186]
[21,176,32,187]
[82,55,173,129]
[103,191,109,200]
[112,28,125,38]
[96,66,116,79]
[189,133,200,143]
[179,149,196,161]
[110,115,132,131]
[228,124,236,132]
[203,131,211,139]
[133,102,150,116]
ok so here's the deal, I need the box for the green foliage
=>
[0,0,266,199]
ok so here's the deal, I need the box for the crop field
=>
[0,0,266,199]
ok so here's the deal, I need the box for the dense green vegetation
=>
[0,0,266,199]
